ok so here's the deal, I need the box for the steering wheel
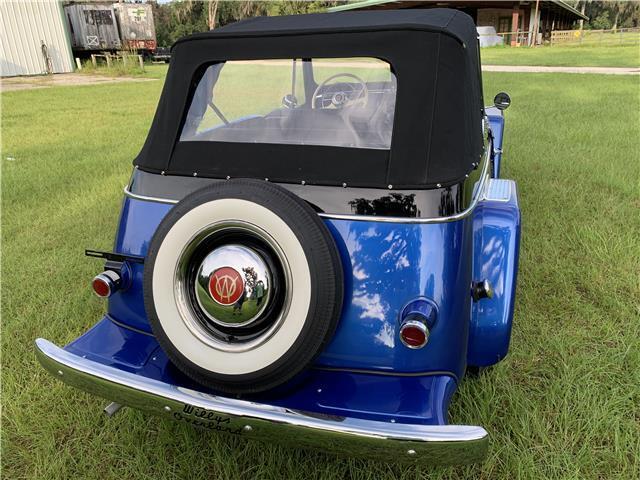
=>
[312,73,369,110]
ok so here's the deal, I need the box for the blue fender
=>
[468,179,521,367]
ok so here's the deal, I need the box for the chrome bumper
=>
[36,338,488,465]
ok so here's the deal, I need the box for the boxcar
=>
[113,3,157,53]
[64,3,121,52]
[64,2,156,54]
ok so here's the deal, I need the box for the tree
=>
[577,1,640,30]
[149,1,342,46]
[591,10,611,30]
[621,3,640,28]
[149,0,207,46]
[208,0,219,30]
[610,1,640,30]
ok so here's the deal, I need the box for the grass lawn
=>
[481,43,640,67]
[2,71,640,479]
[78,62,170,80]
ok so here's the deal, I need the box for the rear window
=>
[180,58,397,150]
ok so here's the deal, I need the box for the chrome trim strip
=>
[36,338,488,465]
[123,188,179,205]
[123,148,490,224]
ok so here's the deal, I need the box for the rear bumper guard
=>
[35,338,488,465]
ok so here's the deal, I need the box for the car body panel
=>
[109,196,477,380]
[468,180,521,366]
[65,317,458,425]
[318,218,472,379]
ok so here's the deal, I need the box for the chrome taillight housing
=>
[91,270,121,298]
[398,299,437,349]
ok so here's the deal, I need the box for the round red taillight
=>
[92,276,111,297]
[91,271,121,298]
[399,320,429,349]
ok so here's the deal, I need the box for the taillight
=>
[399,320,429,349]
[91,270,121,298]
[398,299,437,350]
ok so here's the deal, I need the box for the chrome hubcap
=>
[174,220,292,353]
[194,244,272,328]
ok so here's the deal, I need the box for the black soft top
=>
[181,8,476,42]
[135,9,484,189]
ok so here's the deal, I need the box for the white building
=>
[1,1,75,77]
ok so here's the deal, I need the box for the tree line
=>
[149,1,640,48]
[571,1,640,30]
[150,1,340,47]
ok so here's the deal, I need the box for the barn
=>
[328,0,589,46]
[0,1,75,77]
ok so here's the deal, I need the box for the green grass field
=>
[79,61,170,79]
[481,43,640,67]
[2,70,639,479]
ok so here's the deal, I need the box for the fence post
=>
[122,54,127,67]
[138,55,145,72]
[106,54,112,68]
[91,54,97,68]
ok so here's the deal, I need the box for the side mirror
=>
[282,94,298,109]
[493,92,511,110]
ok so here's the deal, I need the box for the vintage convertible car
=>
[36,9,520,466]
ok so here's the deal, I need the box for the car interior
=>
[182,61,397,150]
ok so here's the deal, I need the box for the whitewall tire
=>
[143,179,343,394]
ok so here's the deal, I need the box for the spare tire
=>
[144,179,343,394]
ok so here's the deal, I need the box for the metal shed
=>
[0,0,75,77]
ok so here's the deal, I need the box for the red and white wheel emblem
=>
[208,267,244,305]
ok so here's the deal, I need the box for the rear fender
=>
[468,179,520,367]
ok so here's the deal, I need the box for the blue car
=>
[36,9,520,466]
